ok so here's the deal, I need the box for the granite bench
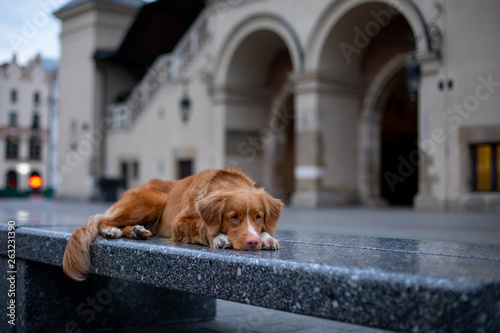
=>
[1,224,499,333]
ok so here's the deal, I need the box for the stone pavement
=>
[1,197,499,332]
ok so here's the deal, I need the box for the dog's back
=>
[155,169,255,236]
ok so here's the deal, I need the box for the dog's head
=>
[197,189,283,250]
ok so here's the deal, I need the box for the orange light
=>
[29,175,43,189]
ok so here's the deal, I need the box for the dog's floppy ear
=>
[260,191,283,236]
[197,192,228,236]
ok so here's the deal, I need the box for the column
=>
[291,77,323,206]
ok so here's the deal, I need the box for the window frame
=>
[10,89,17,104]
[8,112,18,127]
[32,113,40,130]
[6,136,19,159]
[470,143,499,192]
[34,91,40,107]
[29,136,42,160]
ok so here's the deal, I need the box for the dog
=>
[63,169,283,281]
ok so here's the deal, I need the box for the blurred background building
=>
[54,0,500,211]
[0,54,57,197]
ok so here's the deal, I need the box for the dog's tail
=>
[63,214,101,281]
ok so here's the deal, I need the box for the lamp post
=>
[180,81,192,123]
[405,54,421,103]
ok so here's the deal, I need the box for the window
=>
[29,136,42,160]
[10,89,17,103]
[70,120,78,150]
[132,161,139,180]
[6,136,19,159]
[32,114,40,130]
[34,91,40,106]
[470,143,500,191]
[8,112,17,127]
[119,108,129,128]
[121,162,129,189]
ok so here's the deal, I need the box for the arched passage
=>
[216,16,301,202]
[292,0,426,206]
[6,170,17,190]
[379,70,418,205]
[306,0,430,72]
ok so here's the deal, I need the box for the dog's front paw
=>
[101,227,122,239]
[261,232,279,250]
[213,233,232,249]
[132,225,152,240]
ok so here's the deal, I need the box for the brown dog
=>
[63,169,283,281]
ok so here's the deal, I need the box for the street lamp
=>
[16,162,31,176]
[180,94,191,123]
[405,54,421,103]
[180,81,192,124]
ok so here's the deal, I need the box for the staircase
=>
[108,4,211,130]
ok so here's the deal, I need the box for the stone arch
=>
[6,170,18,189]
[305,0,430,73]
[358,54,409,205]
[214,14,301,201]
[292,0,424,206]
[215,13,303,88]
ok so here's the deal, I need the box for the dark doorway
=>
[268,50,295,203]
[277,96,295,202]
[178,160,193,179]
[121,162,129,189]
[6,171,17,189]
[380,72,418,206]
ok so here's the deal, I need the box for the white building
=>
[55,0,500,211]
[0,54,52,194]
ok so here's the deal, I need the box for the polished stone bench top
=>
[1,224,499,332]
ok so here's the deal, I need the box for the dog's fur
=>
[63,169,283,281]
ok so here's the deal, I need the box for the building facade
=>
[0,55,53,194]
[55,0,500,211]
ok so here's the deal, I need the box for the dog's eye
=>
[231,214,239,221]
[256,215,262,220]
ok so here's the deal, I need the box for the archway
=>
[6,171,17,190]
[361,13,416,206]
[218,25,298,202]
[379,70,418,205]
[297,0,425,206]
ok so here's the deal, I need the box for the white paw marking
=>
[261,232,279,250]
[132,225,152,239]
[102,227,122,238]
[213,233,232,248]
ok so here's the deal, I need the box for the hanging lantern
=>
[180,94,191,123]
[405,55,421,103]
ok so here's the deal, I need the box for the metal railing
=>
[108,7,211,129]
